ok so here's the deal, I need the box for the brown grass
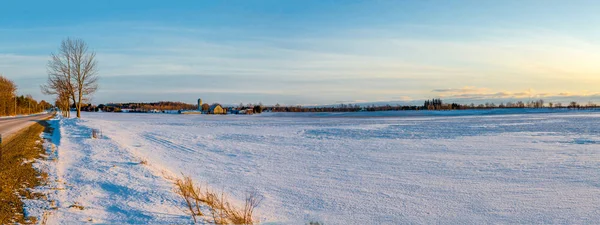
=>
[0,121,49,224]
[41,211,50,225]
[174,175,262,224]
[68,202,85,210]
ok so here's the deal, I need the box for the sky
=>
[1,0,600,105]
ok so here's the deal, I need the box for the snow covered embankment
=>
[37,117,189,224]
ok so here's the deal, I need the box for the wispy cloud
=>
[432,86,489,93]
[430,85,600,104]
[2,22,600,104]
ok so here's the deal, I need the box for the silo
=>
[198,99,202,111]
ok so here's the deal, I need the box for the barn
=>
[209,104,226,114]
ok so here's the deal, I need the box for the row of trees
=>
[424,98,444,110]
[60,98,600,115]
[93,102,267,114]
[267,104,362,112]
[41,38,99,118]
[96,102,197,112]
[49,97,600,115]
[0,75,52,116]
[0,76,17,116]
[446,99,597,110]
[260,98,600,113]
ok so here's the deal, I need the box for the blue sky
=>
[1,0,600,105]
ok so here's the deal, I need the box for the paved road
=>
[0,113,53,142]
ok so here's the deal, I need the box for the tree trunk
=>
[65,99,70,118]
[76,94,82,118]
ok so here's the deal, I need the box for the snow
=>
[29,110,600,224]
[27,116,189,224]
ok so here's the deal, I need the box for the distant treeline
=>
[85,98,600,114]
[96,102,197,112]
[266,99,599,113]
[0,75,53,116]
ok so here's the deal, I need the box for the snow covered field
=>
[40,110,600,224]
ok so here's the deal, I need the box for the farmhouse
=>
[209,104,226,114]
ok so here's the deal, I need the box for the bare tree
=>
[42,38,98,118]
[569,101,579,108]
[42,54,73,118]
[71,39,99,118]
[55,91,71,117]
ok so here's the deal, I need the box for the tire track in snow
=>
[142,132,197,154]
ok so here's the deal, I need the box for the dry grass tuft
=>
[41,211,50,225]
[174,175,262,224]
[68,202,85,210]
[140,159,148,165]
[174,176,204,223]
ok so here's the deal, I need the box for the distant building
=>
[197,98,202,111]
[163,110,180,114]
[181,109,202,114]
[239,108,254,115]
[209,104,226,114]
[226,107,238,114]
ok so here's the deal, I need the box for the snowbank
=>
[28,116,189,224]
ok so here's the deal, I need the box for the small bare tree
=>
[55,91,71,117]
[42,38,98,118]
[42,64,72,117]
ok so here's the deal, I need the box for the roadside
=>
[0,119,49,223]
[0,113,52,143]
[6,114,258,224]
